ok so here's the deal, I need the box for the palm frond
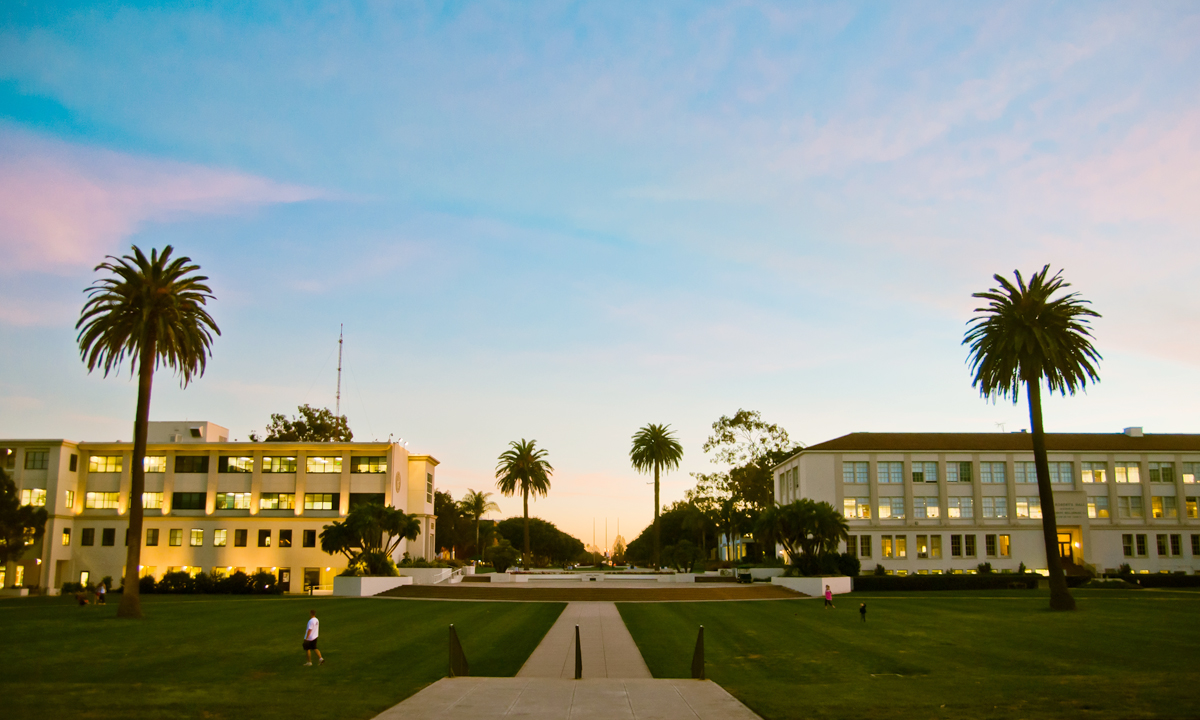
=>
[629,423,684,473]
[495,439,553,499]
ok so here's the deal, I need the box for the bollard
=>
[690,625,704,680]
[449,624,469,677]
[574,624,583,679]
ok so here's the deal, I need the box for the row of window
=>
[68,527,321,549]
[846,533,1012,559]
[843,495,1198,520]
[1122,533,1198,558]
[77,492,387,512]
[83,455,389,475]
[836,461,1199,485]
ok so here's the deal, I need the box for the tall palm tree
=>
[495,440,552,569]
[77,246,219,618]
[630,423,684,569]
[965,265,1100,611]
[458,489,501,557]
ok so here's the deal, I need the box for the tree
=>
[629,423,684,569]
[965,266,1101,612]
[434,491,461,557]
[756,499,848,576]
[249,404,352,442]
[76,245,219,618]
[319,502,421,575]
[494,517,585,566]
[702,409,793,467]
[495,439,553,569]
[0,468,48,565]
[459,489,500,557]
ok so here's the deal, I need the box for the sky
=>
[2,2,1199,549]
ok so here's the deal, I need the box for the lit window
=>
[911,462,937,483]
[258,529,272,547]
[913,497,939,519]
[947,497,973,518]
[89,455,123,473]
[877,462,903,484]
[262,456,297,473]
[306,456,342,474]
[279,529,293,548]
[215,492,251,510]
[843,497,870,519]
[259,493,296,510]
[916,534,929,559]
[304,493,336,511]
[214,529,227,547]
[982,497,1008,519]
[895,535,907,558]
[842,461,869,484]
[1,448,14,470]
[85,492,120,509]
[881,535,893,559]
[218,456,253,473]
[1152,496,1177,519]
[61,529,71,546]
[1118,496,1144,518]
[1088,496,1110,519]
[24,450,49,470]
[351,456,387,473]
[998,534,1010,557]
[1081,462,1107,483]
[140,492,163,509]
[65,491,75,509]
[1186,497,1197,519]
[980,462,1006,484]
[146,528,159,546]
[190,529,203,547]
[1115,462,1141,483]
[19,488,47,507]
[1184,463,1199,484]
[946,462,973,483]
[1016,497,1042,519]
[169,529,182,547]
[878,497,904,519]
[427,473,434,503]
[929,535,942,559]
[143,456,167,473]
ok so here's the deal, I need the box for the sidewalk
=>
[518,602,651,678]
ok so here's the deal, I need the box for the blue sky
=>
[2,2,1199,546]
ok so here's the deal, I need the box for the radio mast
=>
[335,324,343,417]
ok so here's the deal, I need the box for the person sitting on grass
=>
[303,610,325,666]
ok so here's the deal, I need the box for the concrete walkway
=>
[518,602,651,678]
[371,678,763,720]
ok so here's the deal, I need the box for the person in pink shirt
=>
[824,585,835,609]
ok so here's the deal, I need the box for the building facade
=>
[774,430,1200,575]
[1,421,438,593]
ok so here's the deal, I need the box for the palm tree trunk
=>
[1027,380,1076,611]
[475,517,480,558]
[653,462,661,570]
[118,334,155,619]
[523,486,530,570]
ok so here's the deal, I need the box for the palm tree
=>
[459,489,501,557]
[77,246,219,618]
[495,439,553,569]
[965,265,1101,611]
[630,423,684,569]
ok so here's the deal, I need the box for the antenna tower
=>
[336,324,343,417]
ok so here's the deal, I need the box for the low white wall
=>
[771,576,853,597]
[333,576,413,597]
[657,573,697,583]
[750,568,786,582]
[489,573,529,583]
[399,568,452,585]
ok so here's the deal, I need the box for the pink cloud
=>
[0,126,324,273]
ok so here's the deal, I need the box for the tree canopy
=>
[250,404,352,442]
[756,498,848,575]
[0,468,47,565]
[495,438,553,568]
[320,502,420,575]
[494,516,584,566]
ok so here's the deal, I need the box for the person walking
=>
[96,581,107,605]
[824,585,835,609]
[859,603,867,622]
[303,610,325,666]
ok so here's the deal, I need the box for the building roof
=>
[794,432,1200,456]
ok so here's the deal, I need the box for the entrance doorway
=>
[304,568,321,592]
[1058,533,1074,563]
[278,568,291,592]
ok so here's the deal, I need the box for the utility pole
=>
[335,324,343,418]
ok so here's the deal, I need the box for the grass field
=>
[619,589,1200,720]
[3,594,563,720]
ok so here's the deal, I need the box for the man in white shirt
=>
[303,610,325,666]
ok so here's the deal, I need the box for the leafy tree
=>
[494,517,585,566]
[756,499,848,576]
[459,489,501,557]
[495,439,553,569]
[662,539,704,572]
[0,468,48,565]
[76,245,219,618]
[320,502,421,575]
[249,404,352,442]
[624,501,716,567]
[434,491,461,556]
[702,409,793,467]
[965,266,1101,612]
[485,538,520,573]
[629,423,684,569]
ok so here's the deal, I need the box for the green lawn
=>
[619,589,1200,720]
[3,594,563,720]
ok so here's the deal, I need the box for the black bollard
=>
[575,624,583,679]
[449,624,469,677]
[690,625,704,680]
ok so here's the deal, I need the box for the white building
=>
[774,429,1200,575]
[1,421,438,592]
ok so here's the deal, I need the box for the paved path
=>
[518,602,651,678]
[371,678,763,720]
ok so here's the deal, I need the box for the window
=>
[1000,534,1012,557]
[24,449,49,470]
[69,454,78,472]
[175,455,210,474]
[982,497,1008,519]
[1152,496,1178,519]
[929,535,942,559]
[146,528,159,546]
[877,462,903,484]
[351,456,387,473]
[1170,534,1182,557]
[81,528,95,546]
[0,448,14,470]
[97,528,113,546]
[260,493,296,510]
[306,456,342,474]
[85,492,119,509]
[1115,462,1141,483]
[143,456,167,473]
[1192,534,1200,556]
[1184,463,1199,484]
[234,529,248,547]
[262,456,298,473]
[911,462,937,483]
[1156,534,1169,557]
[279,529,293,548]
[1088,496,1110,519]
[172,492,205,510]
[19,488,47,507]
[169,529,183,546]
[965,535,977,557]
[895,535,907,558]
[842,461,869,484]
[913,497,939,519]
[303,529,316,548]
[878,497,904,519]
[89,455,122,473]
[190,529,203,547]
[1187,497,1198,519]
[1118,496,1144,518]
[917,534,929,558]
[986,534,997,557]
[348,493,386,509]
[1136,534,1147,557]
[62,528,71,546]
[258,529,272,547]
[980,462,1006,484]
[1149,462,1175,483]
[882,536,894,559]
[1122,534,1133,557]
[951,534,962,557]
[947,497,974,519]
[141,492,163,509]
[1081,462,1107,483]
[946,461,973,483]
[1048,462,1073,484]
[1014,461,1036,484]
[214,529,227,547]
[304,493,337,511]
[427,473,435,503]
[218,456,253,473]
[215,492,251,510]
[1016,496,1042,519]
[65,491,75,509]
[843,497,871,519]
[859,535,872,558]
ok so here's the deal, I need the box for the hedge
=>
[851,573,1040,592]
[1118,573,1200,589]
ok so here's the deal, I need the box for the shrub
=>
[836,552,861,577]
[977,562,993,574]
[1118,563,1133,576]
[873,564,887,576]
[249,571,283,594]
[61,581,84,594]
[485,539,520,573]
[851,574,1040,591]
[157,571,195,594]
[138,575,156,594]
